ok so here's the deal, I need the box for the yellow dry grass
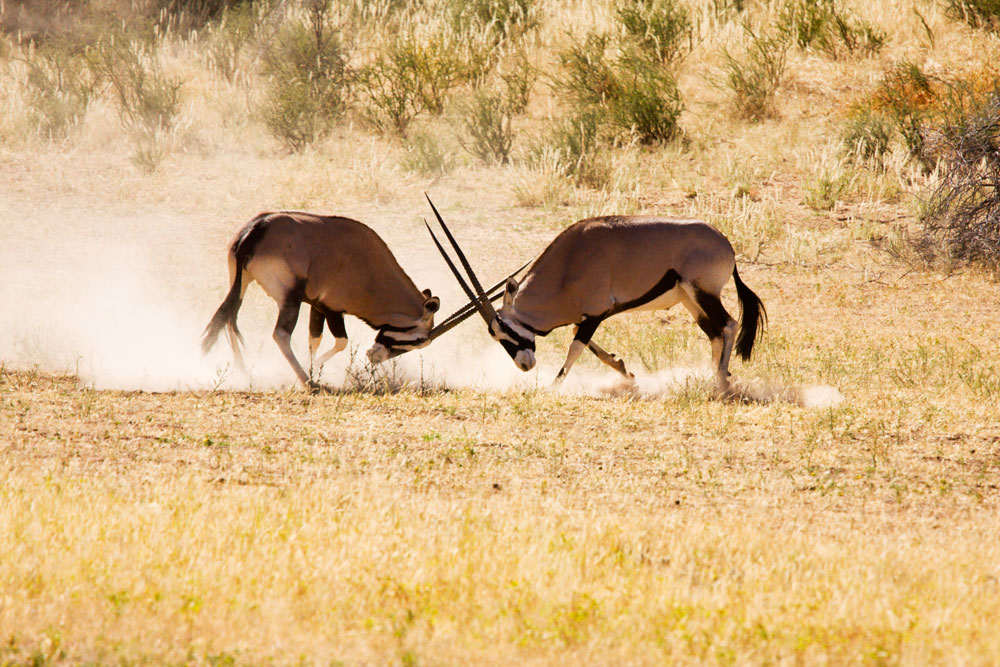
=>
[2,0,1000,664]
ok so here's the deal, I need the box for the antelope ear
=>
[504,278,519,308]
[422,288,433,298]
[422,295,441,316]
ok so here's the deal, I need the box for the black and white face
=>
[366,293,440,363]
[490,312,536,372]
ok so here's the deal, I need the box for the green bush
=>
[608,51,682,143]
[777,0,884,58]
[722,27,789,121]
[460,88,515,164]
[616,0,692,64]
[261,0,351,151]
[359,32,470,136]
[556,33,683,145]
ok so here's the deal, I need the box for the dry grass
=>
[3,0,1000,664]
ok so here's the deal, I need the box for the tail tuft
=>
[733,265,766,361]
[201,215,269,355]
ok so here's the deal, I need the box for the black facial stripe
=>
[375,329,427,348]
[494,317,533,349]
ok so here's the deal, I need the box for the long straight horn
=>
[425,221,492,322]
[426,274,512,341]
[425,194,497,321]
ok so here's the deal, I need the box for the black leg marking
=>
[309,306,325,339]
[694,288,733,334]
[696,316,722,340]
[326,312,347,339]
[574,316,603,345]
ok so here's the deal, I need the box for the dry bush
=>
[916,93,1000,272]
[944,0,1000,30]
[17,41,98,137]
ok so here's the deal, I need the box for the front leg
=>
[553,317,603,386]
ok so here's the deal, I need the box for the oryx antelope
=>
[425,198,766,394]
[202,211,488,390]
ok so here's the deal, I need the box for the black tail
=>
[732,265,766,362]
[201,216,269,355]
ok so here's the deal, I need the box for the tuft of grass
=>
[401,129,454,176]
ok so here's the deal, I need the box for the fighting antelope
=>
[425,197,766,394]
[202,210,496,390]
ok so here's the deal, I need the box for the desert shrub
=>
[359,31,471,136]
[20,41,97,137]
[608,51,683,143]
[88,28,181,169]
[944,0,1000,30]
[916,92,1000,271]
[89,31,182,136]
[615,0,692,64]
[497,48,537,113]
[556,33,683,145]
[261,0,350,151]
[149,0,250,32]
[870,61,937,159]
[722,27,789,121]
[777,0,884,57]
[401,130,453,175]
[460,87,514,164]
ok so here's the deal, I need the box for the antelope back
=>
[245,213,428,328]
[509,217,737,333]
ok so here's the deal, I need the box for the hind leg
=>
[679,283,737,394]
[586,340,634,380]
[273,288,313,390]
[310,310,348,371]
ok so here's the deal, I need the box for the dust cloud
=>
[1,205,840,407]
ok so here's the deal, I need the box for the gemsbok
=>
[425,197,766,395]
[202,210,497,390]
